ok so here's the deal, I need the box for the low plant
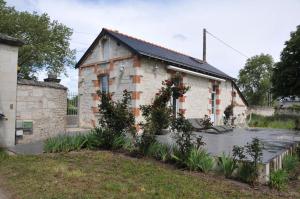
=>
[44,134,88,153]
[185,147,214,173]
[269,169,289,190]
[218,153,237,178]
[111,135,134,151]
[233,138,263,185]
[171,113,205,159]
[282,154,299,174]
[146,142,170,161]
[0,148,8,161]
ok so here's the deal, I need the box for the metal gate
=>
[67,92,78,127]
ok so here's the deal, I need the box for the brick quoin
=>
[133,55,141,67]
[132,107,140,116]
[216,109,221,115]
[132,75,141,84]
[216,99,221,105]
[109,61,114,71]
[91,107,99,113]
[179,108,186,115]
[91,119,96,127]
[216,88,221,95]
[179,96,186,102]
[208,109,212,114]
[92,80,100,87]
[131,91,140,100]
[91,93,100,101]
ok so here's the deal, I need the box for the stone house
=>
[76,28,248,129]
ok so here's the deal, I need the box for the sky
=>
[5,0,300,93]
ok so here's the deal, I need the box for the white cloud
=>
[5,0,300,93]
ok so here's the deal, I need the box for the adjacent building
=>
[76,28,248,129]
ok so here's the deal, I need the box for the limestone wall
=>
[16,82,67,144]
[0,43,18,147]
[78,35,136,128]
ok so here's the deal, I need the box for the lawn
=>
[248,114,298,129]
[0,150,292,199]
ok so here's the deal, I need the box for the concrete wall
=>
[0,43,18,147]
[16,83,67,144]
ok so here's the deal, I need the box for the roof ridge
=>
[103,28,204,64]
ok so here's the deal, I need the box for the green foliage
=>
[217,153,237,178]
[146,142,170,161]
[223,105,234,125]
[139,73,190,152]
[269,169,289,190]
[0,0,75,79]
[44,134,88,153]
[171,113,205,159]
[111,135,133,150]
[248,114,297,129]
[237,54,274,106]
[233,138,263,185]
[0,148,8,162]
[237,162,257,184]
[272,25,300,97]
[98,90,136,137]
[140,73,190,135]
[282,154,299,174]
[185,147,214,173]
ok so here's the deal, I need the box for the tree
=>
[237,54,273,106]
[272,25,300,97]
[0,0,75,79]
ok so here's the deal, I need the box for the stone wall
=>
[0,43,19,147]
[16,80,67,144]
[78,35,136,128]
[248,106,275,117]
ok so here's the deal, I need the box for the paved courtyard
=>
[157,128,300,163]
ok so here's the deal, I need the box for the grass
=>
[248,114,297,129]
[0,151,284,199]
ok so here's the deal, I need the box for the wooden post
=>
[203,28,206,62]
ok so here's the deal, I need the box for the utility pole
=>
[203,28,206,62]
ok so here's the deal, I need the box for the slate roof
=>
[76,28,232,79]
[17,79,67,90]
[0,33,24,46]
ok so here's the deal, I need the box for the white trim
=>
[167,65,226,82]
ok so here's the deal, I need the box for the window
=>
[101,39,109,61]
[170,95,179,116]
[99,75,109,93]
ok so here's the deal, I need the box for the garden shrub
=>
[217,152,238,178]
[171,113,205,159]
[146,142,170,161]
[269,169,289,190]
[233,138,263,185]
[139,73,190,152]
[185,147,214,173]
[223,104,234,125]
[98,89,136,137]
[282,154,299,175]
